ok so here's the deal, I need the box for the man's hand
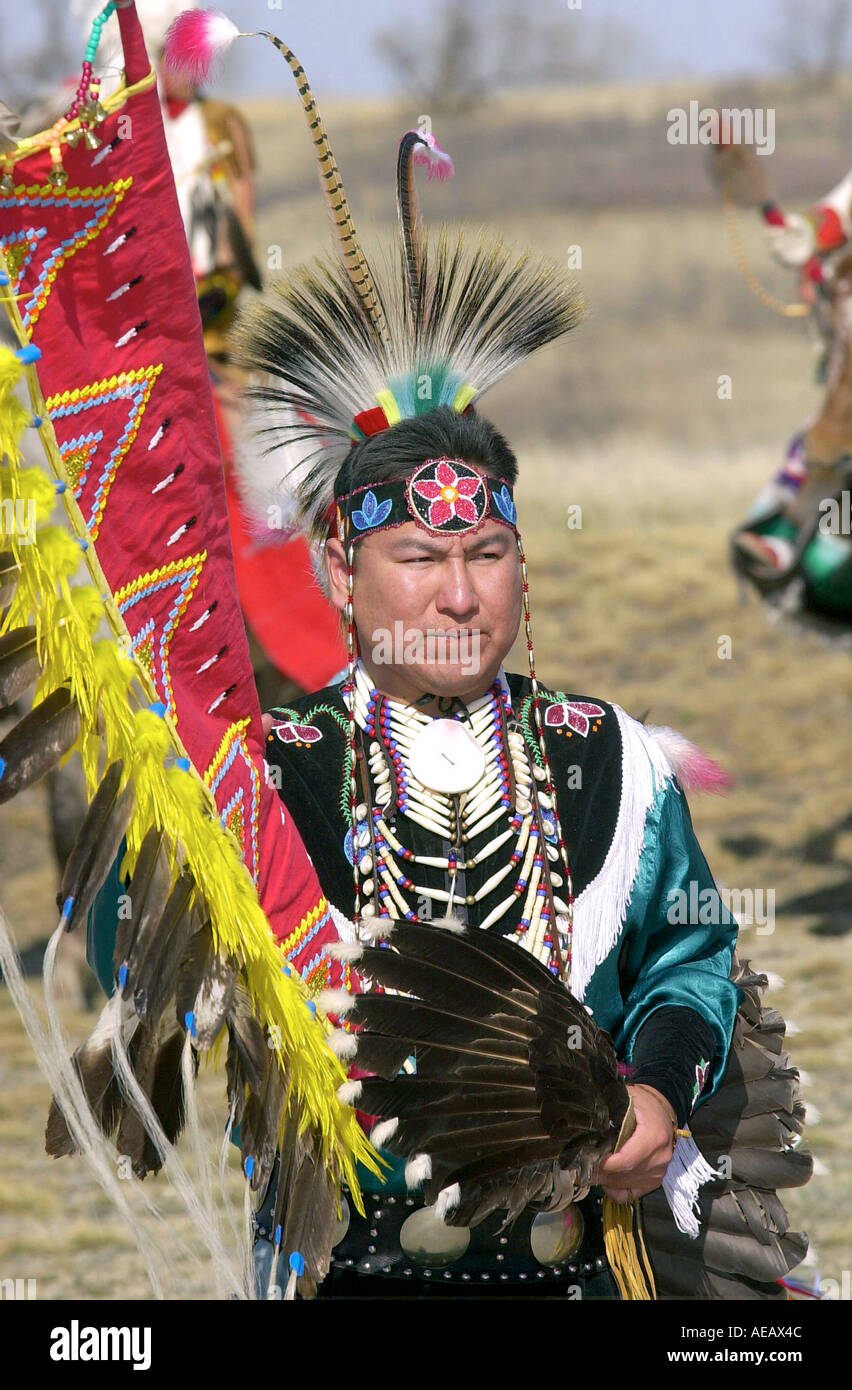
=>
[596,1084,676,1202]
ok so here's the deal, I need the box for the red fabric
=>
[801,254,825,287]
[0,2,336,958]
[761,203,785,228]
[811,204,847,254]
[353,404,390,437]
[212,392,345,689]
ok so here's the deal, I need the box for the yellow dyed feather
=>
[2,463,57,511]
[0,301,379,1209]
[0,348,24,396]
[0,393,29,452]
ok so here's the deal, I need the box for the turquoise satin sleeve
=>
[584,781,741,1106]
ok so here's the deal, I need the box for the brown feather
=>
[115,1024,159,1178]
[113,827,172,984]
[0,686,80,803]
[0,625,39,710]
[0,550,20,609]
[57,760,135,930]
[226,980,269,1122]
[128,870,196,1022]
[174,922,235,1048]
[140,1029,195,1174]
[240,1055,285,1193]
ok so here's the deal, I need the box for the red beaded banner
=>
[0,2,342,979]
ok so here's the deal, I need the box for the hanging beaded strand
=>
[516,533,575,984]
[1,1,116,190]
[343,530,362,930]
[350,659,547,934]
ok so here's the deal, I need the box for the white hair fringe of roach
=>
[0,904,256,1299]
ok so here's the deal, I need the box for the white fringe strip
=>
[662,1133,720,1238]
[571,706,672,1001]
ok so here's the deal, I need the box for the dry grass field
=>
[0,74,850,1298]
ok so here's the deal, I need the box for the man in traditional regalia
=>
[721,160,852,633]
[0,4,811,1302]
[222,37,811,1298]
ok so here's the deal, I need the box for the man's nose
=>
[435,558,479,620]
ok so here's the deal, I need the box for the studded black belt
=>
[323,1188,616,1295]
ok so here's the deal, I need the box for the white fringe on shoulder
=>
[571,705,672,1002]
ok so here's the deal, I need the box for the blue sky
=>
[198,0,834,94]
[3,1,843,98]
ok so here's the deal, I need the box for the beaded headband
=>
[329,458,518,542]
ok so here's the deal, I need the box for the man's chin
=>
[410,656,499,700]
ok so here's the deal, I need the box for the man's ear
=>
[324,538,348,612]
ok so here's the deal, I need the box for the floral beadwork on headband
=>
[406,458,488,532]
[332,461,517,540]
[351,489,394,531]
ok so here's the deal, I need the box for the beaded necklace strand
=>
[345,659,572,974]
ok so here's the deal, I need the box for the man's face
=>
[326,514,522,705]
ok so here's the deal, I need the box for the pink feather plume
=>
[410,131,455,182]
[163,9,241,84]
[646,726,733,794]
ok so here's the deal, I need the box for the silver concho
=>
[529,1207,585,1266]
[399,1204,471,1268]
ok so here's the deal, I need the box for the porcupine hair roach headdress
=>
[165,9,585,953]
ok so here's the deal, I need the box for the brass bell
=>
[46,165,68,187]
[83,98,107,125]
[0,169,14,194]
[64,127,84,148]
[82,127,102,151]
